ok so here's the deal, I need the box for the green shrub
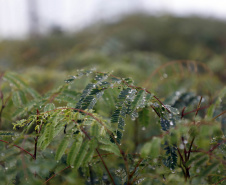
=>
[0,70,225,185]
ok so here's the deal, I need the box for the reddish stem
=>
[43,165,71,184]
[73,120,116,185]
[209,140,226,153]
[0,139,35,160]
[181,105,210,118]
[187,137,195,161]
[128,158,143,184]
[214,177,226,185]
[212,110,226,120]
[153,95,171,113]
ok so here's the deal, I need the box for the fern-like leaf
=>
[73,140,90,169]
[67,136,83,165]
[55,136,70,161]
[163,144,178,170]
[99,137,121,156]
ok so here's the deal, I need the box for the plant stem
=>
[43,165,71,184]
[0,139,35,159]
[128,158,143,184]
[187,137,195,161]
[74,120,116,185]
[212,110,226,120]
[95,149,116,185]
[214,177,226,185]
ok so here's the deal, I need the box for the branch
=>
[195,96,202,116]
[214,177,226,185]
[43,165,71,184]
[177,148,185,165]
[187,137,195,161]
[209,139,226,153]
[73,120,116,185]
[0,139,35,160]
[181,105,210,118]
[128,158,143,184]
[212,110,226,120]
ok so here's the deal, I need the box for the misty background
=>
[1,0,226,39]
[0,0,225,88]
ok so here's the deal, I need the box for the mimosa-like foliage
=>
[0,70,225,185]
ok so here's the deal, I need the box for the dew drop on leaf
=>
[179,144,184,149]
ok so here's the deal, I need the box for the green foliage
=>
[1,14,226,184]
[0,69,225,185]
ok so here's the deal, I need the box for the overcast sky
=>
[1,0,226,39]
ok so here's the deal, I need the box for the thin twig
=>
[0,139,35,159]
[153,96,171,113]
[43,165,71,184]
[73,120,116,185]
[177,148,185,164]
[181,105,210,118]
[195,96,202,116]
[212,110,226,120]
[187,137,195,161]
[209,140,226,153]
[128,158,143,184]
[95,149,116,185]
[214,177,226,185]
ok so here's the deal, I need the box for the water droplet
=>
[163,73,168,78]
[179,144,184,149]
[175,91,181,96]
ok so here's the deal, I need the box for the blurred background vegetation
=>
[1,14,225,92]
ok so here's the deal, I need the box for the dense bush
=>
[0,68,225,184]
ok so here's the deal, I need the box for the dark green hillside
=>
[1,14,226,78]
